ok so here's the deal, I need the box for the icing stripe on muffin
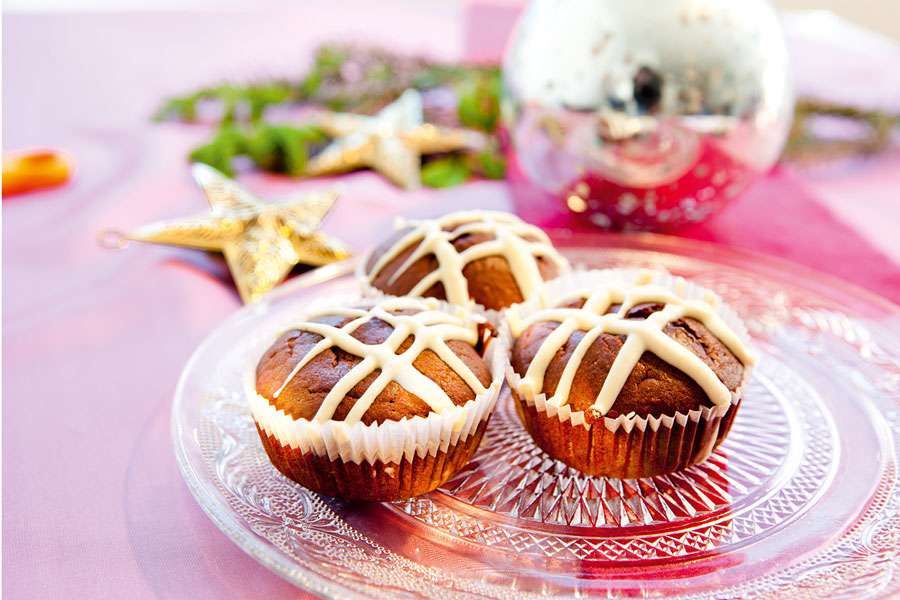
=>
[365,211,569,305]
[272,297,488,423]
[507,270,756,416]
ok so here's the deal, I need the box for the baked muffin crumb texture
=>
[256,296,491,425]
[509,271,755,418]
[364,211,569,309]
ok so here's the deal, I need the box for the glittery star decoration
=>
[305,88,487,189]
[118,164,350,303]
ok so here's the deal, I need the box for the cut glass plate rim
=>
[558,232,899,313]
[171,231,900,599]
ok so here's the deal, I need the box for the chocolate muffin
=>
[506,269,755,478]
[362,210,570,310]
[250,296,504,501]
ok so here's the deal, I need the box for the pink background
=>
[3,2,899,598]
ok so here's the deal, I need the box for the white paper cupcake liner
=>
[505,367,739,433]
[249,295,510,466]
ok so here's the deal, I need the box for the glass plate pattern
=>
[173,234,900,599]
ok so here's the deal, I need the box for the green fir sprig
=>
[188,124,327,178]
[155,44,505,186]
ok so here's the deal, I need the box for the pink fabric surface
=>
[2,4,899,600]
[679,167,900,298]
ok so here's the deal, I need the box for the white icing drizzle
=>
[366,211,570,306]
[508,272,756,416]
[270,297,489,424]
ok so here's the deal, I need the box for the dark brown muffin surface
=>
[366,227,564,311]
[511,301,744,419]
[256,310,492,425]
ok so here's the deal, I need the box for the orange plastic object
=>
[3,150,72,196]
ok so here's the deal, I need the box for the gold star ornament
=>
[305,89,487,189]
[105,164,350,303]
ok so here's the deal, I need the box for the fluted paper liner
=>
[504,268,754,478]
[248,295,509,499]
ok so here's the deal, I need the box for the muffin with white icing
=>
[361,211,570,310]
[251,296,506,501]
[505,269,755,478]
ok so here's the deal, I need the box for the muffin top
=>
[256,297,493,425]
[508,272,755,419]
[363,211,570,310]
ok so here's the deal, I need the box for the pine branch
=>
[189,124,327,177]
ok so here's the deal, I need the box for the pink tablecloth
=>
[3,4,899,599]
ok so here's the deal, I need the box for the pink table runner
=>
[3,4,899,599]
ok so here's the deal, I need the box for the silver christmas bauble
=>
[502,0,793,230]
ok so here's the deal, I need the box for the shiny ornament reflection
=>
[502,0,793,230]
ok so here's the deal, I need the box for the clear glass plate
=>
[172,233,900,599]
